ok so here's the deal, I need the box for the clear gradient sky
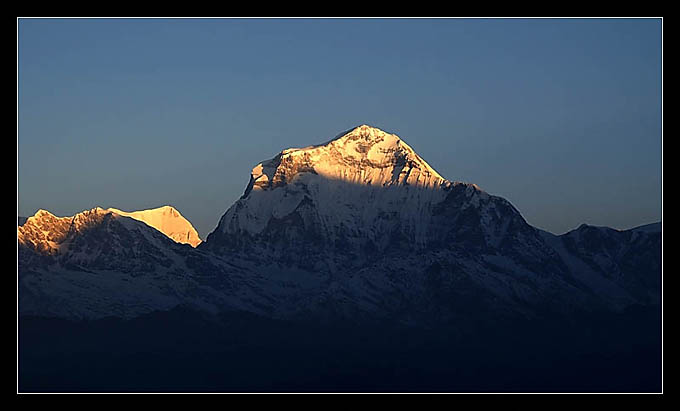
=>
[18,18,662,238]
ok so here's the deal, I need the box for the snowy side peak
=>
[248,124,448,193]
[19,206,202,251]
[107,206,202,247]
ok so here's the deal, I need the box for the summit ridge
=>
[248,125,449,194]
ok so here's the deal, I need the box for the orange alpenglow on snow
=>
[107,206,202,247]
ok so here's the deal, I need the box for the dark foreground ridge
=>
[19,304,660,392]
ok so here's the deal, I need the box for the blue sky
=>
[18,18,662,237]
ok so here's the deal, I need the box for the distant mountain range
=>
[18,125,662,392]
[17,125,661,324]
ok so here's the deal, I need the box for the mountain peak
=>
[336,124,399,143]
[330,125,410,155]
[248,125,447,193]
[208,126,538,265]
[34,209,55,218]
[107,206,201,247]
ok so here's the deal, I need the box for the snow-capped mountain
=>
[108,206,202,247]
[202,125,660,319]
[540,222,661,306]
[18,125,661,322]
[205,125,543,261]
[18,207,237,318]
